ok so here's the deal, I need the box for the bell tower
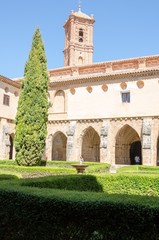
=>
[63,6,95,66]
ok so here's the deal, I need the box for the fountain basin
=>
[71,164,89,174]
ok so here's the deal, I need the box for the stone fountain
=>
[71,156,89,174]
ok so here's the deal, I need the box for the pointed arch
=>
[81,126,100,162]
[52,131,67,161]
[115,124,142,165]
[53,90,65,113]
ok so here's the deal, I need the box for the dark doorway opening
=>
[130,141,142,165]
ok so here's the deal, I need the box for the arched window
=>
[78,56,83,65]
[79,28,84,42]
[53,90,65,113]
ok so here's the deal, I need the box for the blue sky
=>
[1,0,159,78]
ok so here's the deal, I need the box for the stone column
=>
[151,119,159,166]
[100,121,109,163]
[0,119,10,160]
[66,121,76,161]
[142,118,152,165]
[45,134,53,160]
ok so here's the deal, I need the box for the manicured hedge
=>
[22,174,159,196]
[1,174,159,239]
[0,160,110,178]
[0,174,19,181]
[21,175,103,192]
[0,165,76,178]
[0,183,159,240]
[96,174,159,196]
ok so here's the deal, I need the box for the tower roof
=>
[72,9,92,20]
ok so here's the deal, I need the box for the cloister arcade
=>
[5,123,159,166]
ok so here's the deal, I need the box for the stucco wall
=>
[48,75,159,121]
[0,81,20,120]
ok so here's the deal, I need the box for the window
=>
[79,28,83,42]
[53,90,65,113]
[3,94,10,106]
[121,92,130,103]
[78,56,83,65]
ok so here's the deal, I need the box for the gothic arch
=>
[81,126,100,162]
[53,90,65,113]
[115,124,142,165]
[52,131,67,161]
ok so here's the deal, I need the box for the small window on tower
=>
[79,28,83,42]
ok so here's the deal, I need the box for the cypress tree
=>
[14,28,49,166]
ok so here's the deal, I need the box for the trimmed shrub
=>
[21,175,103,192]
[0,174,19,181]
[0,184,159,240]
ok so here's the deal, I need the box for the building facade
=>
[1,7,159,166]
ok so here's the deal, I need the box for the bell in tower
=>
[63,6,95,66]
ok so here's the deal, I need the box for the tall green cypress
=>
[14,28,49,166]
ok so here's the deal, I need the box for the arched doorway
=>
[52,132,67,161]
[9,134,14,159]
[115,125,142,165]
[82,127,100,162]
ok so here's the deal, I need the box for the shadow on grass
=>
[20,174,104,192]
[0,174,19,181]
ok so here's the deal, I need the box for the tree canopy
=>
[14,28,49,166]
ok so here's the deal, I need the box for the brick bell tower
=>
[63,5,95,66]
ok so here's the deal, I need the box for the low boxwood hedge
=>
[0,174,19,181]
[1,174,159,239]
[21,174,103,192]
[0,183,159,240]
[0,160,110,178]
[21,174,159,196]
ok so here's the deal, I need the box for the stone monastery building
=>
[1,7,159,166]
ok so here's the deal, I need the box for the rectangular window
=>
[3,94,10,106]
[121,92,130,103]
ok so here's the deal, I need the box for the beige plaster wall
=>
[0,82,19,120]
[66,77,159,120]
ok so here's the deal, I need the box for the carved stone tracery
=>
[100,122,109,149]
[142,119,152,149]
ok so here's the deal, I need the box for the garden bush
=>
[0,174,19,181]
[0,182,159,240]
[21,175,103,192]
[1,165,159,239]
[20,174,159,197]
